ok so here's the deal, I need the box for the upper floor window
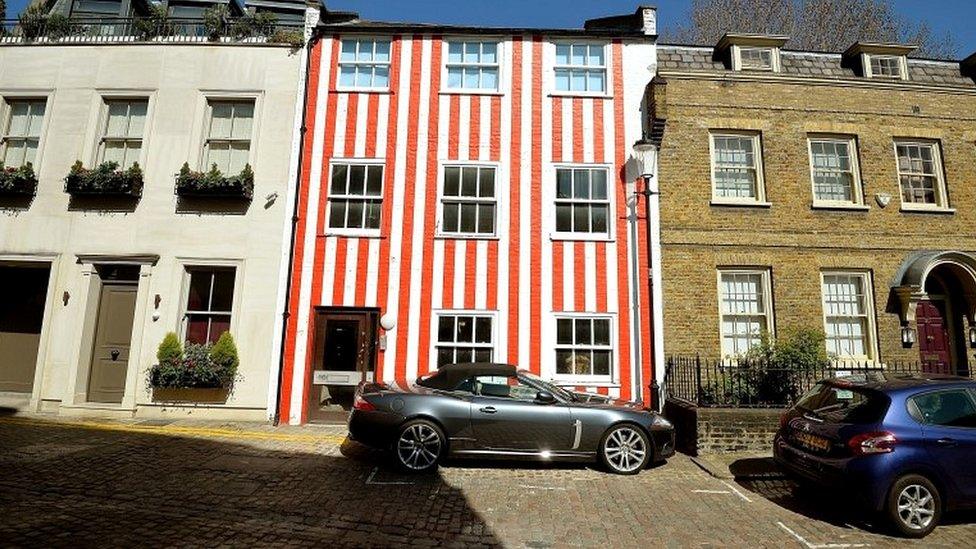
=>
[867,54,905,79]
[100,99,147,169]
[894,140,948,209]
[554,43,606,94]
[203,100,253,175]
[1,99,46,168]
[183,266,235,345]
[718,269,772,358]
[436,313,494,368]
[339,39,391,90]
[441,165,496,235]
[328,163,383,231]
[555,316,613,382]
[555,167,610,237]
[821,272,875,360]
[736,46,776,71]
[446,41,499,91]
[808,136,862,206]
[710,131,765,203]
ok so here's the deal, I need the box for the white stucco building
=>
[0,9,316,421]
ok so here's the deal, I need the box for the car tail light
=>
[780,413,791,429]
[353,394,376,412]
[848,431,897,456]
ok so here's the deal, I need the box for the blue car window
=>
[912,389,976,428]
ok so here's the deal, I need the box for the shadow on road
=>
[0,418,501,547]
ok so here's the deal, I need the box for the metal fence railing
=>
[0,17,303,45]
[664,355,971,408]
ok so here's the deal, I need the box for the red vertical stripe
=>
[574,242,585,312]
[279,38,323,423]
[354,238,369,305]
[344,93,358,157]
[489,96,501,161]
[507,37,523,364]
[443,240,456,308]
[393,35,427,381]
[551,97,562,162]
[464,241,477,309]
[486,240,499,310]
[365,94,380,157]
[332,238,347,305]
[593,99,605,163]
[448,95,460,159]
[611,40,633,401]
[529,37,542,375]
[469,95,481,160]
[374,36,403,383]
[552,242,563,311]
[572,98,583,163]
[595,242,608,312]
[416,36,444,376]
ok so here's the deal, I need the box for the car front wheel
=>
[393,419,444,473]
[599,424,651,475]
[886,474,941,538]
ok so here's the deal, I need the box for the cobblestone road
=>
[1,414,974,547]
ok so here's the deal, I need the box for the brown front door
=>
[917,299,952,374]
[87,282,138,403]
[306,308,378,422]
[0,265,50,393]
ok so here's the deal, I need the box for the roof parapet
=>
[715,32,790,52]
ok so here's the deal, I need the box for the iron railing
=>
[664,355,971,408]
[0,17,303,45]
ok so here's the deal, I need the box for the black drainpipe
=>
[273,29,320,426]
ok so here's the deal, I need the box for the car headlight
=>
[650,414,673,429]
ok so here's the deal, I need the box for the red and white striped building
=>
[279,7,662,423]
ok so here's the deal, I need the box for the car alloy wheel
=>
[395,420,443,472]
[886,474,941,538]
[601,425,650,475]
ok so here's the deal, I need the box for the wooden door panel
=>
[917,300,952,374]
[87,284,137,404]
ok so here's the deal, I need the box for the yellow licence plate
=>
[795,432,830,452]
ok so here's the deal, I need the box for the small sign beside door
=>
[312,370,374,386]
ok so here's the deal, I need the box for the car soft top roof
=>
[417,362,517,390]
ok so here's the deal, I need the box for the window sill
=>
[549,233,615,243]
[899,205,955,215]
[710,199,772,208]
[434,234,500,241]
[321,231,385,239]
[811,203,870,212]
[439,90,505,97]
[331,88,392,95]
[548,92,613,100]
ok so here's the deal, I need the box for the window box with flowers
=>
[148,331,239,403]
[0,164,38,196]
[64,160,144,197]
[175,163,254,200]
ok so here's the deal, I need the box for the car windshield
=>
[519,371,576,401]
[794,381,890,424]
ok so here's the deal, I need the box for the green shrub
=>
[210,331,239,373]
[156,332,183,364]
[135,5,174,40]
[45,12,70,40]
[270,28,304,48]
[18,5,47,39]
[148,335,238,389]
[65,160,144,196]
[202,4,229,41]
[175,162,254,199]
[0,163,38,195]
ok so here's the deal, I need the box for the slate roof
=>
[658,45,976,89]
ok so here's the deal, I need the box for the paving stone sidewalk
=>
[1,414,975,547]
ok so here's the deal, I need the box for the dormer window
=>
[844,42,915,81]
[738,47,776,71]
[715,34,788,74]
[867,54,905,79]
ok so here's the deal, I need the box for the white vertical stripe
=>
[343,238,359,306]
[321,237,338,306]
[479,95,491,161]
[365,239,380,307]
[375,94,390,159]
[582,99,594,163]
[517,41,533,367]
[333,93,349,156]
[382,37,413,383]
[453,240,466,308]
[475,240,488,309]
[563,243,574,312]
[584,241,597,311]
[457,95,471,161]
[291,37,333,423]
[561,98,572,163]
[602,100,614,165]
[432,240,445,309]
[540,41,554,380]
[354,94,369,157]
[496,39,513,359]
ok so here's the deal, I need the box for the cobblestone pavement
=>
[1,414,975,547]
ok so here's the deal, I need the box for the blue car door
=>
[913,387,976,502]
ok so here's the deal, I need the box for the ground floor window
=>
[183,266,236,344]
[554,316,613,383]
[718,269,772,358]
[821,271,875,360]
[435,313,494,367]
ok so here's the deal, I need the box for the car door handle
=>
[936,438,957,447]
[478,406,497,414]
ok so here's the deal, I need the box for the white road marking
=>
[692,489,733,495]
[777,521,869,549]
[518,485,567,491]
[721,480,753,503]
[365,466,414,485]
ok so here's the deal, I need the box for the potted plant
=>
[148,331,239,402]
[134,5,174,40]
[0,163,38,196]
[65,160,144,197]
[175,162,254,199]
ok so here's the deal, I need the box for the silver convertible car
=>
[348,363,675,475]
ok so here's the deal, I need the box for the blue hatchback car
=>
[774,373,976,538]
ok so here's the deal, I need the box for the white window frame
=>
[98,98,148,169]
[201,98,255,175]
[893,139,949,212]
[552,313,615,385]
[732,45,780,72]
[820,270,878,362]
[551,164,614,241]
[552,41,610,96]
[863,53,908,80]
[443,39,502,93]
[717,268,774,360]
[433,310,498,370]
[178,262,240,345]
[437,162,499,238]
[325,159,385,237]
[709,131,767,206]
[807,134,865,208]
[337,37,393,92]
[0,97,47,169]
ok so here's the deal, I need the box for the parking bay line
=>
[692,489,733,495]
[777,521,869,549]
[720,480,753,503]
[365,466,414,486]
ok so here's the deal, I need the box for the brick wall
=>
[696,408,783,454]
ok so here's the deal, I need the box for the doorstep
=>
[691,452,785,481]
[58,403,137,420]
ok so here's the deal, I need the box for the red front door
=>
[917,300,952,374]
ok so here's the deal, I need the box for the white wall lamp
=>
[968,323,976,348]
[901,325,916,348]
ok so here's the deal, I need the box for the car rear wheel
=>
[600,424,651,475]
[393,419,444,473]
[885,474,941,538]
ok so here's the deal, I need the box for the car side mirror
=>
[535,390,557,404]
